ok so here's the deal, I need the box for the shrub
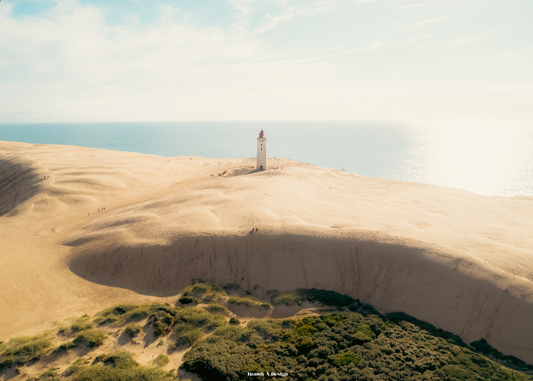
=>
[175,326,203,346]
[271,289,356,307]
[152,354,170,368]
[74,329,107,347]
[124,323,141,338]
[331,350,361,366]
[179,296,200,305]
[147,304,180,337]
[229,317,240,325]
[177,307,226,330]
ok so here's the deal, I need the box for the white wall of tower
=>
[257,137,267,170]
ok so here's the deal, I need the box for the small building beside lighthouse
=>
[257,130,267,170]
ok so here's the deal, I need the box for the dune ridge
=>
[1,140,533,363]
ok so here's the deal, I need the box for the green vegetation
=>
[270,288,358,307]
[65,351,174,381]
[124,323,142,338]
[206,303,228,313]
[179,296,200,305]
[54,341,76,353]
[70,315,94,332]
[183,311,533,381]
[74,329,107,348]
[94,352,138,369]
[64,358,89,377]
[229,317,241,325]
[152,354,170,368]
[28,369,60,381]
[182,283,228,303]
[2,284,533,381]
[94,304,151,325]
[173,307,226,348]
[471,338,533,372]
[147,304,180,337]
[228,296,271,310]
[0,333,52,371]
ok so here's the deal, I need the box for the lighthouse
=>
[257,130,267,170]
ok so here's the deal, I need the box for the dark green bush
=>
[147,304,180,337]
[271,289,356,307]
[179,296,200,305]
[182,311,532,381]
[229,317,240,325]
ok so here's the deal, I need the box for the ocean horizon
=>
[1,120,532,198]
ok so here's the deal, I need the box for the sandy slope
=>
[1,140,533,363]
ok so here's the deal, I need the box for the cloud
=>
[399,3,429,8]
[410,15,455,28]
[447,30,497,47]
[0,0,352,122]
[227,0,257,14]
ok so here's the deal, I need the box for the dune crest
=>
[1,140,533,363]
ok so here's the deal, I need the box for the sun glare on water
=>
[396,121,533,197]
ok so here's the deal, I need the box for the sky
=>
[0,0,532,122]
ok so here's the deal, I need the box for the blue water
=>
[1,121,533,197]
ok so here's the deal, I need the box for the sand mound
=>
[1,140,533,364]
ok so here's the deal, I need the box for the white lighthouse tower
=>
[257,130,267,170]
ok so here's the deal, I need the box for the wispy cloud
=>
[447,30,497,47]
[410,15,455,28]
[400,3,429,8]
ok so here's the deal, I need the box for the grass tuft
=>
[152,354,170,368]
[124,323,141,338]
[0,333,52,371]
[227,296,271,310]
[73,329,107,348]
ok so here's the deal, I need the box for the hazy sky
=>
[0,0,532,122]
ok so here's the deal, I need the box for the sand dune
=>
[1,140,533,363]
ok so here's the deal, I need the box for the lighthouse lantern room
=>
[257,130,267,170]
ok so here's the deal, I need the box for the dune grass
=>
[172,307,227,348]
[124,323,141,338]
[27,369,60,381]
[66,351,174,381]
[70,315,94,332]
[73,329,107,348]
[182,283,228,303]
[0,333,52,371]
[227,296,271,310]
[152,354,170,368]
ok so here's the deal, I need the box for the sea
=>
[1,120,532,197]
